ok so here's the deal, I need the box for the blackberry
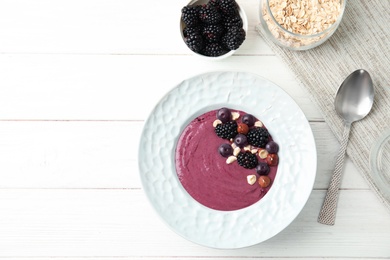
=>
[202,24,224,43]
[223,14,243,29]
[215,121,238,139]
[221,26,246,50]
[199,5,222,24]
[183,26,200,38]
[181,6,200,27]
[208,0,220,9]
[184,31,204,53]
[202,42,228,57]
[181,0,245,57]
[247,127,269,148]
[237,152,258,169]
[219,0,239,16]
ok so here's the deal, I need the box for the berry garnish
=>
[265,141,279,154]
[234,133,247,147]
[247,127,269,148]
[212,108,278,189]
[216,107,231,123]
[237,152,258,169]
[218,143,233,157]
[256,162,270,175]
[215,121,238,139]
[241,114,255,127]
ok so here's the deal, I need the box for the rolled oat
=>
[261,0,342,48]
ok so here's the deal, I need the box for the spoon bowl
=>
[335,69,374,123]
[318,69,374,225]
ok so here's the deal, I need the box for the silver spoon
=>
[318,69,374,225]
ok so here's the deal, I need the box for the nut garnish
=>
[212,107,279,192]
[213,119,222,127]
[254,120,263,127]
[258,149,269,159]
[247,175,257,185]
[226,156,237,164]
[243,145,252,151]
[233,147,241,156]
[231,111,240,120]
[258,175,271,188]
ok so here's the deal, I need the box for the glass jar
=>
[370,129,390,201]
[258,0,347,50]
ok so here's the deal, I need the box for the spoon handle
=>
[318,122,351,225]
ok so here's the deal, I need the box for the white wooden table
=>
[0,0,389,258]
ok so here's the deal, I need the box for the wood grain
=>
[0,189,389,257]
[0,0,270,55]
[0,55,322,120]
[0,120,367,190]
[0,0,389,258]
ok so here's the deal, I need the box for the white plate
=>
[138,71,317,249]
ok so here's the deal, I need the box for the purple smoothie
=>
[175,109,278,211]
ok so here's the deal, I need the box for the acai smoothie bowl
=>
[138,71,317,249]
[176,107,280,211]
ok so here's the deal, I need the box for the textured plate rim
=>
[138,71,317,249]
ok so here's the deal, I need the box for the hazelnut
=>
[258,149,269,159]
[243,145,251,151]
[233,147,241,156]
[226,156,237,164]
[247,175,257,185]
[254,121,263,127]
[213,119,222,127]
[266,153,279,166]
[258,176,271,188]
[231,111,240,120]
[237,123,249,135]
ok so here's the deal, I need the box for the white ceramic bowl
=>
[138,71,317,248]
[180,0,248,60]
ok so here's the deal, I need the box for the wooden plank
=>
[0,0,271,55]
[0,121,138,189]
[0,189,388,257]
[0,55,322,120]
[0,121,367,189]
[3,258,384,260]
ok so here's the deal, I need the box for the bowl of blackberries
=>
[180,0,248,60]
